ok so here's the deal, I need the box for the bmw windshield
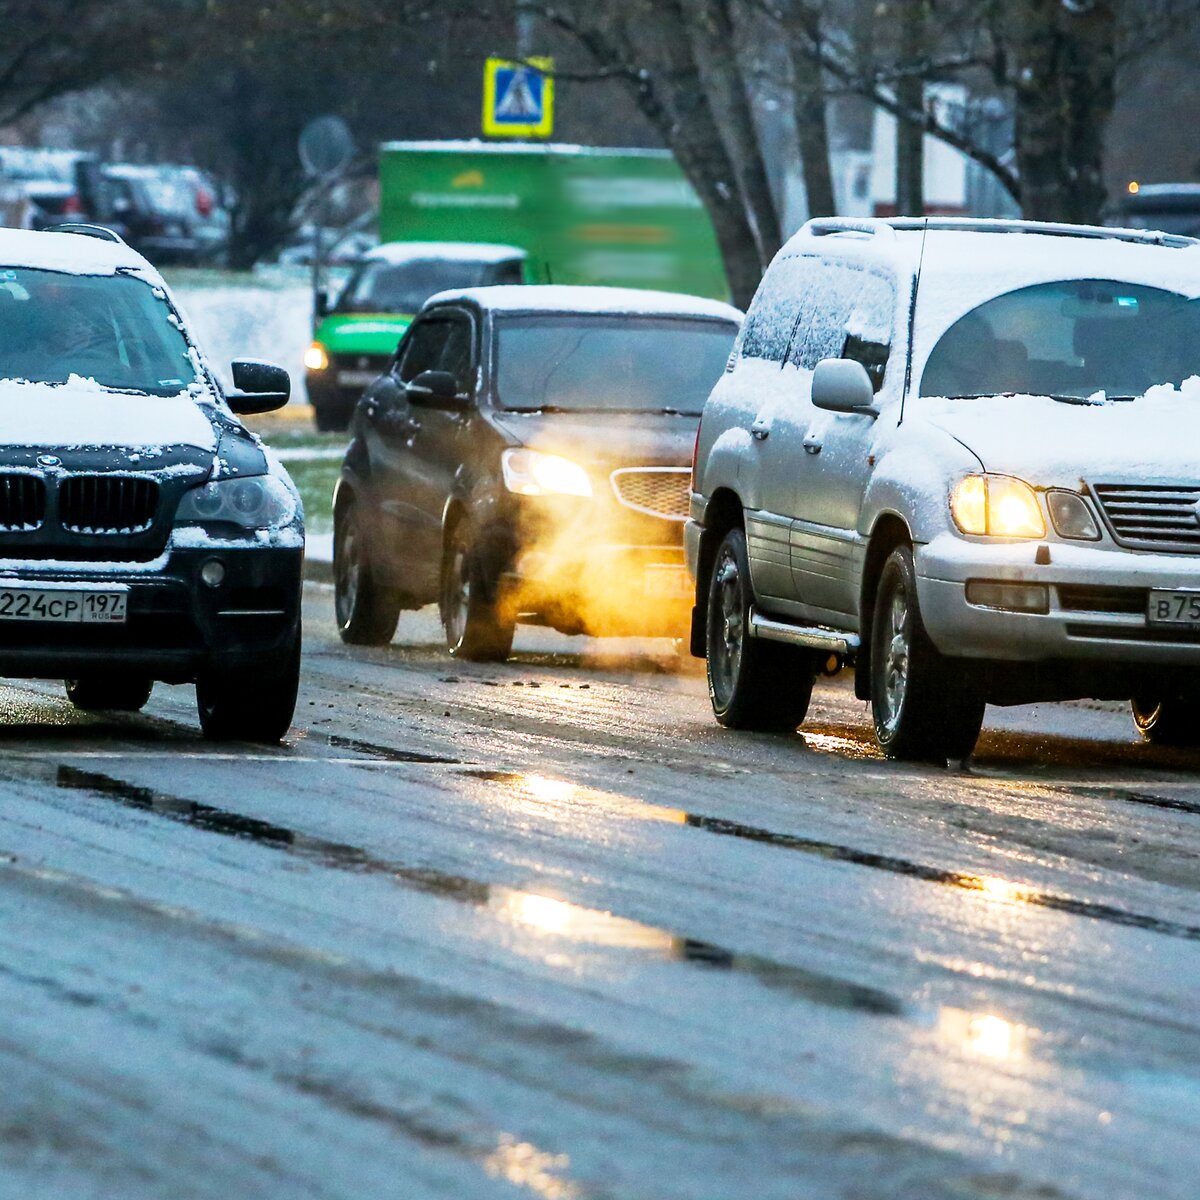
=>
[0,268,198,396]
[920,279,1200,402]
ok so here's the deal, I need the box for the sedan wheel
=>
[334,501,401,646]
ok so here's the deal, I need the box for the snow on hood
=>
[919,377,1200,485]
[0,376,216,450]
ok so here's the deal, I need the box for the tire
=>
[440,522,515,663]
[1131,694,1200,746]
[704,527,816,731]
[334,499,401,646]
[870,545,985,761]
[65,676,153,712]
[312,403,350,434]
[196,632,301,743]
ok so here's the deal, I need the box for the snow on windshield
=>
[0,268,200,396]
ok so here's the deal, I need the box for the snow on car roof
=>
[778,217,1200,375]
[0,226,155,277]
[428,284,743,323]
[366,240,527,265]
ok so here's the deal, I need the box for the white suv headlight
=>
[176,475,297,530]
[950,474,1045,539]
[501,449,592,498]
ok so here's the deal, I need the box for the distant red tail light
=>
[63,193,82,215]
[195,186,214,217]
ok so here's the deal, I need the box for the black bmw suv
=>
[333,285,741,660]
[0,226,302,741]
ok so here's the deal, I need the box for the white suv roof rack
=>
[802,215,1197,250]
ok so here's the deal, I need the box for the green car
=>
[304,241,527,430]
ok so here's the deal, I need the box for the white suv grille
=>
[610,468,691,521]
[1091,482,1200,552]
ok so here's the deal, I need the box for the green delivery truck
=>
[304,141,728,430]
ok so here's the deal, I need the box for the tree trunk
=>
[1014,0,1117,224]
[580,0,767,306]
[894,0,925,217]
[791,38,835,218]
[683,0,783,266]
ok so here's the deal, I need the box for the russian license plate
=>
[644,566,692,600]
[1148,590,1200,627]
[336,370,376,388]
[0,587,127,624]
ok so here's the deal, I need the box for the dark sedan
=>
[333,285,741,660]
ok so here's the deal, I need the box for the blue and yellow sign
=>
[483,57,554,139]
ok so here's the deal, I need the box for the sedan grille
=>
[610,468,691,521]
[59,475,159,535]
[0,474,45,531]
[1090,483,1200,552]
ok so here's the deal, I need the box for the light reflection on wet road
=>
[0,585,1198,1198]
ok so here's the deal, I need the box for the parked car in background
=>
[103,164,230,265]
[0,225,302,741]
[1108,183,1200,238]
[689,217,1200,761]
[305,241,528,431]
[333,285,741,659]
[0,147,110,231]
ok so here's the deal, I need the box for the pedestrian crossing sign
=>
[483,57,554,138]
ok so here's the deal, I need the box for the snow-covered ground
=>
[167,268,314,397]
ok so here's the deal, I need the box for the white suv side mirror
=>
[811,358,876,415]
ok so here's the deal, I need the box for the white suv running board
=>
[749,608,860,655]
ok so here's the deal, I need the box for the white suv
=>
[687,217,1200,760]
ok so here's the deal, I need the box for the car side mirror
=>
[227,358,291,415]
[811,358,877,415]
[408,369,468,411]
[314,289,329,319]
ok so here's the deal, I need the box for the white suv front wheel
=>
[705,527,815,731]
[870,546,985,761]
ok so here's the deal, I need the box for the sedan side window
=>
[437,312,476,391]
[397,319,448,383]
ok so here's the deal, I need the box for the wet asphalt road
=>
[2,581,1200,1199]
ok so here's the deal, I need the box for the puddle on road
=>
[54,765,903,1017]
[460,771,1200,944]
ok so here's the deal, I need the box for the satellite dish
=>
[299,115,354,177]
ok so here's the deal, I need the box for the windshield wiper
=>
[503,404,575,414]
[659,406,701,416]
[938,391,1109,406]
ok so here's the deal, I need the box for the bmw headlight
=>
[501,449,592,498]
[176,475,298,530]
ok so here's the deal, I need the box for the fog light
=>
[200,558,226,588]
[965,580,1049,614]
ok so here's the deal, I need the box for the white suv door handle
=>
[802,431,823,455]
[750,416,771,440]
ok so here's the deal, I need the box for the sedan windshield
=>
[337,257,524,314]
[0,268,197,396]
[920,279,1200,401]
[495,315,738,414]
